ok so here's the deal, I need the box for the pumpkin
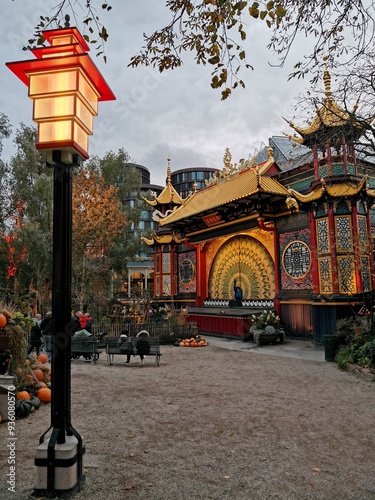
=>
[17,390,31,401]
[37,353,48,364]
[38,381,47,388]
[15,400,31,418]
[23,400,35,412]
[37,387,51,403]
[33,369,44,381]
[0,313,6,328]
[30,396,41,410]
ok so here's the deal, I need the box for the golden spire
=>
[167,156,171,184]
[323,56,332,101]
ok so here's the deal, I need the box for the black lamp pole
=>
[35,151,84,496]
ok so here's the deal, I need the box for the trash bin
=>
[324,335,340,362]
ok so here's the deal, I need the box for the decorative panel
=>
[162,275,171,295]
[316,218,329,253]
[208,235,275,299]
[162,253,171,274]
[358,215,368,250]
[335,216,352,252]
[178,252,197,293]
[282,241,311,279]
[279,229,312,290]
[360,257,371,292]
[318,258,333,294]
[338,256,356,294]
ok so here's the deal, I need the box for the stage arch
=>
[208,235,275,299]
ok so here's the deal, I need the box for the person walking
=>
[40,311,53,362]
[27,319,42,357]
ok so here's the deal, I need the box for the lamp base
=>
[34,435,85,497]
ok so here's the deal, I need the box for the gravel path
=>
[1,342,374,499]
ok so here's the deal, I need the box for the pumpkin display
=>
[15,400,32,418]
[17,390,31,400]
[180,335,208,347]
[37,387,51,403]
[0,313,6,328]
[33,369,44,381]
[37,353,48,364]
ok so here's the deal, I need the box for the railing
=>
[91,321,199,344]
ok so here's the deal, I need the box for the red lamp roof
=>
[6,27,115,102]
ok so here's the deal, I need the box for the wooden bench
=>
[105,334,161,367]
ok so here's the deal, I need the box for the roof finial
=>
[323,56,332,101]
[223,147,232,168]
[167,156,171,184]
[64,15,71,28]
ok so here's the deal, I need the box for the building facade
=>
[171,166,219,198]
[144,70,375,343]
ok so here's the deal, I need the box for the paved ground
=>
[206,336,325,362]
[1,336,374,500]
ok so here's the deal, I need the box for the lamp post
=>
[6,17,115,497]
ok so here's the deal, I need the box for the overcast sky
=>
[1,1,317,186]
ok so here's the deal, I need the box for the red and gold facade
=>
[145,72,375,342]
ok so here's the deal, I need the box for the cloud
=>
[0,1,312,187]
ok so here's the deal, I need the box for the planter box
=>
[253,329,285,346]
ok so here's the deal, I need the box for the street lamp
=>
[6,18,115,497]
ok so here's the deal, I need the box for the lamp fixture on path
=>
[6,16,115,497]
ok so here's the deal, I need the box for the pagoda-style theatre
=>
[143,69,375,343]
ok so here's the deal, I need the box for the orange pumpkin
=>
[33,369,44,381]
[37,353,48,364]
[17,391,31,400]
[0,314,6,328]
[37,387,51,403]
[38,381,47,388]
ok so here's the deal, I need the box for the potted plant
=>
[250,310,285,346]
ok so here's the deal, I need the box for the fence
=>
[91,321,199,344]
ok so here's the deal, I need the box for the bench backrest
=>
[132,336,159,355]
[105,336,160,355]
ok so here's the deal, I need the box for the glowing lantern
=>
[6,26,115,164]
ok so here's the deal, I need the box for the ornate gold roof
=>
[143,158,185,207]
[141,234,183,246]
[159,158,289,226]
[283,65,369,146]
[288,176,370,203]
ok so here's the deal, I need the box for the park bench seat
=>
[105,336,161,367]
